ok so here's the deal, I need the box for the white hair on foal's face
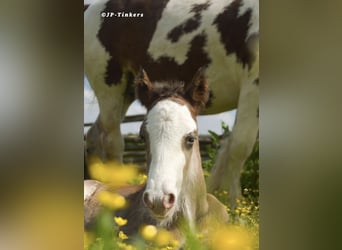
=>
[145,99,197,222]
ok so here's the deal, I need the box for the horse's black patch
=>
[167,16,201,43]
[145,33,211,85]
[191,1,211,13]
[84,4,90,12]
[97,0,170,86]
[167,1,211,43]
[214,0,253,69]
[123,71,136,100]
[138,33,212,113]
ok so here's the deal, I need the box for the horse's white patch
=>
[238,0,259,39]
[84,0,98,5]
[84,0,111,88]
[145,100,197,202]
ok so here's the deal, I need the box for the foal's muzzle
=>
[143,191,175,216]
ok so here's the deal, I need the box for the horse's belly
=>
[85,0,258,116]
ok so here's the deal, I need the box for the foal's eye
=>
[185,134,196,148]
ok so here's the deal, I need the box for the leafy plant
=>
[202,121,230,179]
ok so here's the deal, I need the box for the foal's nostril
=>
[143,192,154,209]
[163,193,175,209]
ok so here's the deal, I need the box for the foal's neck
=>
[180,141,209,228]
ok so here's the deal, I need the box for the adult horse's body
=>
[84,0,259,206]
[84,69,228,245]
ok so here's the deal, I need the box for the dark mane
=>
[135,72,188,110]
[135,68,209,114]
[146,80,185,108]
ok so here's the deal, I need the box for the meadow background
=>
[1,1,341,250]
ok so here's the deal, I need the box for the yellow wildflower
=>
[129,173,148,185]
[160,247,172,250]
[154,229,172,246]
[84,232,95,249]
[89,160,139,187]
[114,216,128,226]
[171,239,179,248]
[117,242,135,250]
[119,230,129,240]
[209,225,255,250]
[124,245,134,250]
[97,191,126,210]
[141,225,158,241]
[138,174,147,184]
[196,233,204,239]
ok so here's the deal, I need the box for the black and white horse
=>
[84,0,259,206]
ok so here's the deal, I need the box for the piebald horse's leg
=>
[208,78,259,208]
[86,80,133,164]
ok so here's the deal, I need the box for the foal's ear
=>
[135,68,153,107]
[185,67,210,112]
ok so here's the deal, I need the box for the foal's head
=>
[135,68,210,225]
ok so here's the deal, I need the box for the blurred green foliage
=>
[203,121,259,204]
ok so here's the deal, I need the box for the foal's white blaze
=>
[145,100,197,210]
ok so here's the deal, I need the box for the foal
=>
[84,68,228,244]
